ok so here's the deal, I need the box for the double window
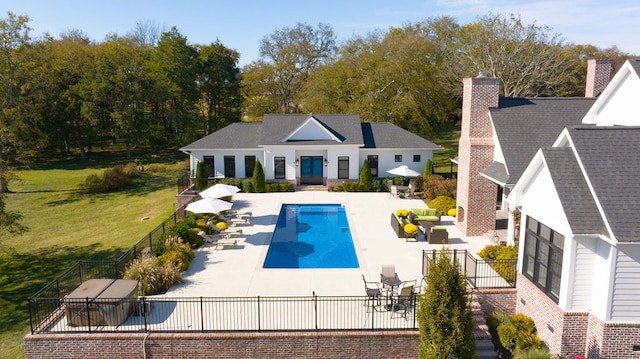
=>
[522,217,564,303]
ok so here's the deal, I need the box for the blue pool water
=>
[263,204,359,269]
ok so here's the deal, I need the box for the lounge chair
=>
[219,212,251,226]
[198,231,244,249]
[386,180,394,198]
[361,274,382,312]
[428,226,449,244]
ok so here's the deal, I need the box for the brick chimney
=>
[456,74,500,236]
[585,59,612,97]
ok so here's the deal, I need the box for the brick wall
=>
[24,331,420,359]
[456,76,500,236]
[474,288,517,317]
[517,273,640,358]
[585,59,612,98]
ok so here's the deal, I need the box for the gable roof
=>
[490,97,596,186]
[542,147,605,235]
[566,126,640,242]
[260,114,362,146]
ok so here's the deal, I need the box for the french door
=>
[300,156,324,185]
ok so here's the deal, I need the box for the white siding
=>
[583,65,640,126]
[327,147,360,180]
[188,149,264,178]
[589,240,613,320]
[359,148,432,178]
[610,245,640,322]
[569,238,596,311]
[519,165,572,236]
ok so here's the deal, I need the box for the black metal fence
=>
[28,208,189,334]
[31,294,419,334]
[178,172,191,194]
[422,249,516,288]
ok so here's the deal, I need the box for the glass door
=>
[300,156,324,184]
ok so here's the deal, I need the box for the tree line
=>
[0,11,634,234]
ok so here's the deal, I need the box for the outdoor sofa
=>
[409,208,441,225]
[390,212,411,238]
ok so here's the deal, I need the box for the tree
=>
[194,160,208,191]
[418,251,475,358]
[195,41,242,134]
[358,160,372,191]
[0,12,37,192]
[251,159,265,193]
[243,22,336,117]
[453,13,575,97]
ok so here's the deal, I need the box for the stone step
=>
[295,185,328,191]
[476,339,497,359]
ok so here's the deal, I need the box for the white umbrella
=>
[199,183,241,199]
[185,197,233,214]
[386,165,421,177]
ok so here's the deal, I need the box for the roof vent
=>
[476,71,487,78]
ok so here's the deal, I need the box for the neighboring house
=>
[458,58,640,357]
[179,113,441,187]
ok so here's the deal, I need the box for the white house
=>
[507,59,640,358]
[179,113,441,187]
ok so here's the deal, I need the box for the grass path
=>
[0,156,186,358]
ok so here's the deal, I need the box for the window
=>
[413,155,421,162]
[338,156,349,179]
[522,216,564,303]
[394,155,402,162]
[245,156,255,178]
[224,156,235,178]
[203,156,215,177]
[274,157,285,179]
[367,155,378,177]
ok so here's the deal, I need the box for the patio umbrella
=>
[386,165,421,177]
[199,183,241,199]
[185,197,233,214]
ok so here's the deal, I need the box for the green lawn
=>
[0,152,188,359]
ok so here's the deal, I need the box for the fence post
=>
[142,297,148,333]
[86,297,92,333]
[313,292,318,331]
[257,296,261,331]
[200,297,204,332]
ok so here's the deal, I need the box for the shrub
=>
[215,221,228,231]
[82,165,133,193]
[359,160,373,191]
[195,160,208,191]
[396,209,409,218]
[423,174,456,200]
[490,311,543,355]
[123,256,182,296]
[428,196,456,216]
[447,208,456,217]
[418,250,475,358]
[424,159,433,178]
[241,179,253,192]
[158,242,195,272]
[123,162,140,177]
[478,245,517,260]
[252,159,265,193]
[512,348,552,359]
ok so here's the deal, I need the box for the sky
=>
[2,0,639,67]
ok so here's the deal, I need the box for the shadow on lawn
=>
[0,244,123,336]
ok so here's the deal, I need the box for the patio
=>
[159,191,493,299]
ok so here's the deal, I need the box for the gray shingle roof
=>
[480,161,509,185]
[629,58,640,77]
[362,122,441,149]
[490,98,595,186]
[567,126,640,242]
[180,122,263,150]
[180,114,441,151]
[542,147,606,235]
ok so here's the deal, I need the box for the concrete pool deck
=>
[159,191,493,299]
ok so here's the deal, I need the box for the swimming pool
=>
[263,204,359,269]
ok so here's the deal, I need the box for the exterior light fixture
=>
[295,158,300,167]
[324,158,328,166]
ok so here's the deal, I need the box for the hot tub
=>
[65,279,138,327]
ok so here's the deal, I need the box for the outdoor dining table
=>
[381,276,403,310]
[394,185,409,198]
